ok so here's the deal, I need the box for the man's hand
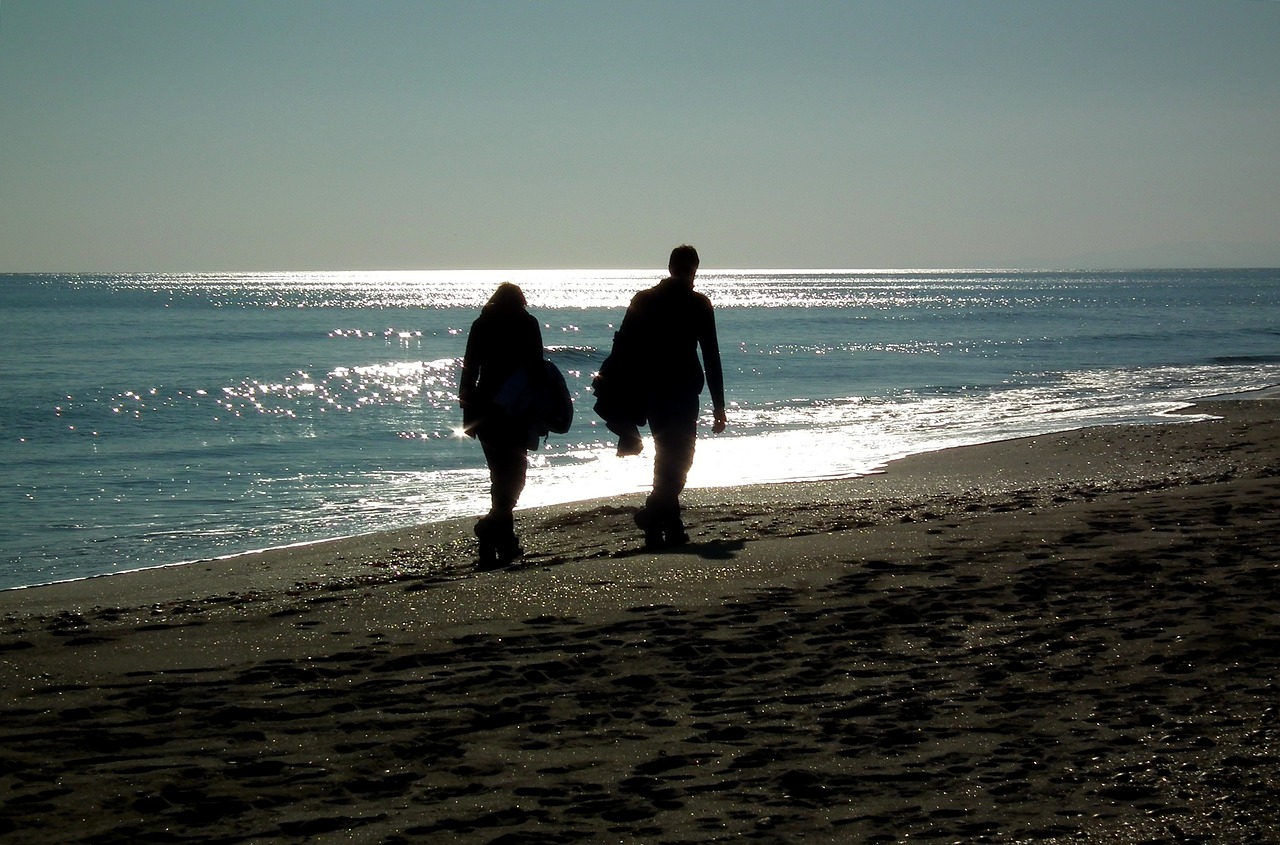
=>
[712,409,727,434]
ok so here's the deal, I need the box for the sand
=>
[1,398,1278,844]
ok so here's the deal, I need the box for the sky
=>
[2,1,1278,272]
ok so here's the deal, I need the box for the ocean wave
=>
[546,345,604,366]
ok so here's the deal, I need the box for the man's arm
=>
[700,302,727,433]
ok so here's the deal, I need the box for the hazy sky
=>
[2,1,1278,271]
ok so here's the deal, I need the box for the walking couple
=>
[458,245,727,566]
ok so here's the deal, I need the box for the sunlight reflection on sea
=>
[2,269,1277,588]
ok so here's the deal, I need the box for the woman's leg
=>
[481,438,527,517]
[478,437,527,561]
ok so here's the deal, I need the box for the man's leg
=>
[642,394,698,545]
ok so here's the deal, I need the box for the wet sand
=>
[2,399,1278,844]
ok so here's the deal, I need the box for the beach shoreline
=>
[2,398,1277,843]
[2,387,1266,604]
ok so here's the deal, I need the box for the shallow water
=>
[2,268,1278,588]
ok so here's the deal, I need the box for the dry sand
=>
[2,399,1278,844]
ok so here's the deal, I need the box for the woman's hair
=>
[485,282,527,312]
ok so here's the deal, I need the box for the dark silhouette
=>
[459,282,546,565]
[595,245,726,548]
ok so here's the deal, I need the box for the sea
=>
[2,268,1278,591]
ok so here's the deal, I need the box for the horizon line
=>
[4,265,1280,276]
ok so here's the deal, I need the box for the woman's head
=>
[485,282,527,312]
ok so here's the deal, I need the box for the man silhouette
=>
[612,245,726,547]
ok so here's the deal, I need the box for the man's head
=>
[668,244,700,282]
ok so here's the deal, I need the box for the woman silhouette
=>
[458,283,545,564]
